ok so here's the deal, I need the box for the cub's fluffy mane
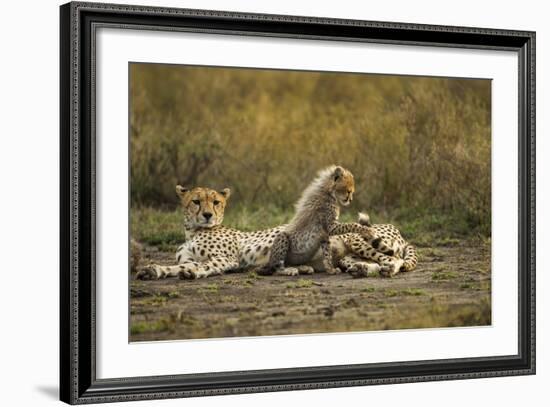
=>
[293,165,342,215]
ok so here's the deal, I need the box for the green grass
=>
[384,289,399,298]
[431,271,459,281]
[130,66,491,233]
[400,288,427,296]
[130,319,171,335]
[383,288,426,297]
[130,207,184,251]
[146,294,168,306]
[286,279,315,289]
[246,271,264,280]
[361,286,376,293]
[198,283,220,294]
[131,205,486,250]
[372,206,490,247]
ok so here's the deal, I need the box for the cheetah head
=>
[175,185,230,229]
[331,166,355,206]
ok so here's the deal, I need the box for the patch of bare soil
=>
[129,243,491,341]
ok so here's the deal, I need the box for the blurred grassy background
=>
[130,64,491,249]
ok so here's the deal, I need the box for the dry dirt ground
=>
[130,243,491,342]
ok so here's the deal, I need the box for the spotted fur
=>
[315,212,418,278]
[255,165,394,275]
[135,181,416,281]
[136,186,309,280]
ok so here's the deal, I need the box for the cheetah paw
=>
[379,264,396,278]
[136,265,161,280]
[179,268,208,279]
[380,259,405,278]
[349,263,380,278]
[348,265,365,278]
[276,267,300,276]
[297,265,315,275]
[178,269,191,279]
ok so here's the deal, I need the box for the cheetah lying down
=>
[136,186,302,280]
[309,213,418,278]
[136,186,416,280]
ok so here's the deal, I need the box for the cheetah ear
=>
[219,188,231,200]
[176,185,190,199]
[333,166,344,181]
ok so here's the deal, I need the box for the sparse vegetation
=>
[362,286,376,293]
[384,289,399,297]
[128,64,492,341]
[131,206,485,250]
[400,288,427,296]
[432,271,459,281]
[130,64,491,239]
[130,319,172,335]
[198,283,220,294]
[286,279,315,289]
[246,271,264,280]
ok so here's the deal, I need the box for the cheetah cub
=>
[256,165,393,275]
[306,212,418,278]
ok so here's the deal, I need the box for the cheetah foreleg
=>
[329,222,394,256]
[296,265,315,274]
[338,255,381,278]
[343,234,404,277]
[178,257,240,280]
[136,264,184,280]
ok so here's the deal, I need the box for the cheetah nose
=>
[203,212,213,220]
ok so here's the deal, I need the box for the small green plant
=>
[246,270,264,280]
[400,288,426,296]
[362,286,376,293]
[296,279,314,288]
[286,279,315,289]
[384,289,399,297]
[147,294,168,306]
[198,283,220,294]
[130,319,171,335]
[431,271,459,281]
[160,290,179,299]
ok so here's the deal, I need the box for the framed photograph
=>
[60,1,535,404]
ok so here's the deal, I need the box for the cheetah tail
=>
[357,212,372,226]
[402,244,418,272]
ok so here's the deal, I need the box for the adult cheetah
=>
[136,186,311,280]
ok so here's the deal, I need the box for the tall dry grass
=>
[130,64,491,236]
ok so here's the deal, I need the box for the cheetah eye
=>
[192,200,200,205]
[213,200,220,206]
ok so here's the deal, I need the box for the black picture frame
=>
[60,1,536,404]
